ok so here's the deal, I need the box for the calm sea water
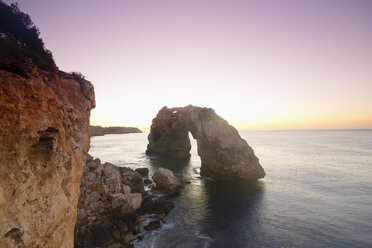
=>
[89,130,372,248]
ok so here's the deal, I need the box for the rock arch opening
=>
[146,106,265,180]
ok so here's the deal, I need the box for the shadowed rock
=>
[146,105,265,180]
[152,168,182,193]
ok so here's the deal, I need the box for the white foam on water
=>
[133,222,175,248]
[195,230,213,248]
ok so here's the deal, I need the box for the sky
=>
[5,0,372,130]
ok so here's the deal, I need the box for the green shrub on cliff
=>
[0,1,56,75]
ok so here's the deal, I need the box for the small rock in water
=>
[152,168,182,193]
[135,167,149,176]
[144,220,161,231]
[152,198,175,214]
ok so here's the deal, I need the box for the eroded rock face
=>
[0,68,95,247]
[146,105,265,180]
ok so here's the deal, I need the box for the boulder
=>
[92,185,109,195]
[135,167,149,176]
[120,231,134,244]
[119,167,144,193]
[151,198,175,214]
[112,193,142,217]
[103,163,123,193]
[152,168,182,193]
[86,153,94,162]
[122,185,131,194]
[84,191,102,207]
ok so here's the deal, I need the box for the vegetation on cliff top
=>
[0,0,56,76]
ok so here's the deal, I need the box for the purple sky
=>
[6,0,372,129]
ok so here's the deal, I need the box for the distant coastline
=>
[90,125,142,136]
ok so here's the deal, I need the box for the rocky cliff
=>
[0,66,95,247]
[90,126,142,137]
[147,105,265,180]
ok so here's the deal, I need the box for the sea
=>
[89,129,372,248]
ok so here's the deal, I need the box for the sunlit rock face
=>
[146,105,265,180]
[0,68,95,248]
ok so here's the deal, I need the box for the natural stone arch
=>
[146,105,265,180]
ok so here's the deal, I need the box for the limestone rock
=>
[135,167,149,176]
[143,197,175,214]
[146,105,265,180]
[120,231,134,244]
[122,185,131,194]
[86,153,94,163]
[0,67,95,248]
[119,167,144,193]
[74,158,145,247]
[103,163,123,193]
[152,168,182,193]
[75,156,177,246]
[112,193,142,217]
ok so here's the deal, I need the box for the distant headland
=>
[90,125,142,136]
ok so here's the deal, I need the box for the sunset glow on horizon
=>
[7,0,372,130]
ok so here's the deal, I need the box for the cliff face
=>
[90,126,142,137]
[0,68,95,247]
[147,105,265,180]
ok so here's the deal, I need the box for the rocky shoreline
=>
[75,154,182,248]
[90,126,142,137]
